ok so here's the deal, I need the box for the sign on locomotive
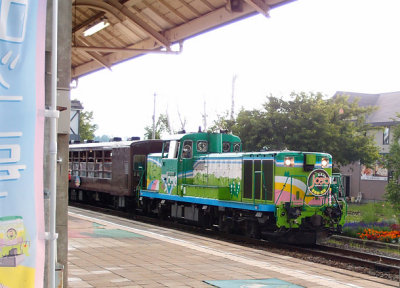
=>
[69,132,346,245]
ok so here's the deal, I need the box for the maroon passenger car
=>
[69,139,163,209]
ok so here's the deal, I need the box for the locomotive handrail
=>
[252,171,263,205]
[136,167,146,204]
[181,184,220,188]
[275,176,289,204]
[262,171,268,202]
[290,175,308,208]
[253,170,268,204]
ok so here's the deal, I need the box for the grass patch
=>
[346,202,398,223]
[343,202,400,242]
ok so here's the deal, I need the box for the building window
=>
[383,127,390,145]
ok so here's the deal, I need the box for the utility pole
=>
[152,93,156,139]
[231,74,237,120]
[201,100,207,131]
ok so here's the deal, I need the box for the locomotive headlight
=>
[321,157,329,168]
[284,157,294,167]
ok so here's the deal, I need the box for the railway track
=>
[288,244,400,274]
[69,202,400,282]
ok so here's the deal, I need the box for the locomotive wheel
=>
[218,214,233,233]
[245,220,261,239]
[157,203,169,220]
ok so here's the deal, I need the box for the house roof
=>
[71,99,84,110]
[334,91,400,125]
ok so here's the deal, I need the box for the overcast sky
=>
[71,0,400,139]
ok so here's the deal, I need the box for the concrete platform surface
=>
[68,207,398,288]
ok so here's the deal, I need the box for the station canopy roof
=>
[72,0,294,80]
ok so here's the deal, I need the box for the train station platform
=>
[67,207,397,288]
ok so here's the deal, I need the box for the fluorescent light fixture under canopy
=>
[83,19,109,37]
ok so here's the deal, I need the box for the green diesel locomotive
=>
[140,132,346,244]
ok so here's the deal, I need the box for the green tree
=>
[207,110,236,133]
[144,113,172,139]
[231,92,379,166]
[79,110,98,141]
[385,117,400,210]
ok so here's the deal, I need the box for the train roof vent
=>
[128,136,140,141]
[111,137,122,142]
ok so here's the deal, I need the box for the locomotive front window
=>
[197,141,208,153]
[168,140,180,159]
[222,142,231,152]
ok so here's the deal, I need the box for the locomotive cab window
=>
[222,142,231,153]
[196,140,208,153]
[162,141,170,158]
[168,140,180,159]
[182,140,193,159]
[233,142,241,152]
